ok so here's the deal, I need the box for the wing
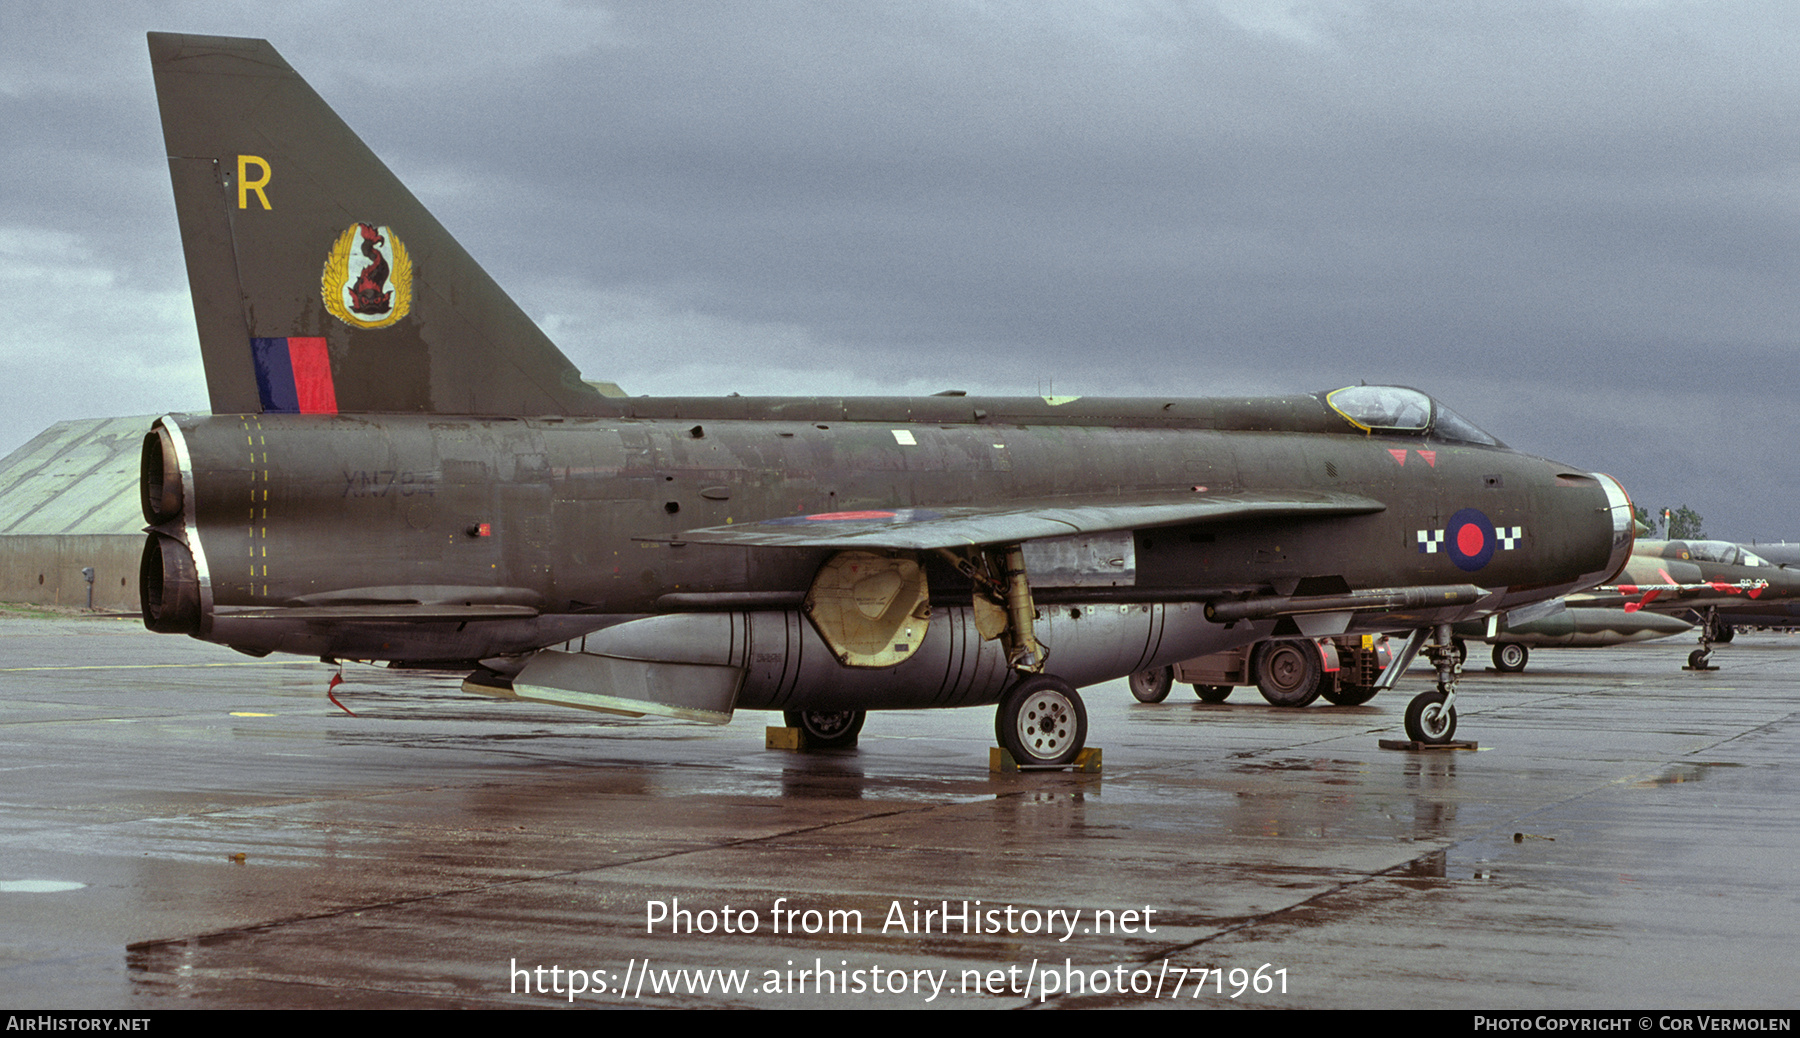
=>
[519,492,1419,725]
[668,490,1386,550]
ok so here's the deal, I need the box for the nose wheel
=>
[1403,624,1461,744]
[1404,689,1457,742]
[1685,607,1722,670]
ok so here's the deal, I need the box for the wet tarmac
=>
[1,615,1796,1008]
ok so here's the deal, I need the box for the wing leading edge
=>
[668,490,1387,551]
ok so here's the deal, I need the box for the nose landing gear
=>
[1403,623,1461,744]
[1685,607,1722,671]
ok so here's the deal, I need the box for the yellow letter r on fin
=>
[237,155,272,210]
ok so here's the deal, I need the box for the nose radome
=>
[1591,472,1636,585]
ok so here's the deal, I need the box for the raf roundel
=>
[1444,508,1498,572]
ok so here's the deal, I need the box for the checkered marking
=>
[1418,515,1524,571]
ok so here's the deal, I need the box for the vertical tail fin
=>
[148,32,605,417]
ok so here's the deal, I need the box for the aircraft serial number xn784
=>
[139,33,1634,763]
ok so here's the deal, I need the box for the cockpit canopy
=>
[1325,385,1503,447]
[1660,540,1772,568]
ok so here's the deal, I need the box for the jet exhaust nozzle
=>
[141,534,202,634]
[141,425,184,524]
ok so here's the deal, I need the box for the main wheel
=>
[1193,684,1232,703]
[1255,641,1322,707]
[995,676,1087,766]
[1128,666,1174,704]
[783,709,865,749]
[1403,690,1457,743]
[1492,642,1529,673]
[1320,683,1379,706]
[1710,618,1735,643]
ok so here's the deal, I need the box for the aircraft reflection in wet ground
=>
[141,33,1631,764]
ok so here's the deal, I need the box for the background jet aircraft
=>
[1699,542,1800,635]
[138,33,1633,761]
[1455,604,1693,673]
[1591,539,1797,669]
[1454,538,1796,671]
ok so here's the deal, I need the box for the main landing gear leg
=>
[980,543,1089,767]
[1403,623,1460,744]
[1686,607,1720,671]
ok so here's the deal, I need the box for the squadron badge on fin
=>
[322,223,412,329]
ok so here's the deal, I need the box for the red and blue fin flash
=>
[252,337,339,414]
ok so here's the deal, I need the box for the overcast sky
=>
[3,0,1796,539]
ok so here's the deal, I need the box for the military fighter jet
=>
[1453,538,1799,672]
[1589,539,1798,669]
[1700,542,1800,636]
[1454,604,1694,674]
[138,33,1633,762]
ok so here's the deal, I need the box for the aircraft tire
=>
[1492,642,1529,673]
[1193,684,1232,703]
[784,709,865,749]
[1320,683,1379,706]
[1255,641,1322,707]
[1128,667,1174,704]
[1688,649,1712,670]
[1711,619,1735,643]
[996,676,1087,766]
[1403,690,1457,744]
[1452,638,1468,665]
